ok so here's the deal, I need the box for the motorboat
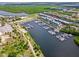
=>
[48,30,56,35]
[27,24,34,29]
[43,26,50,29]
[56,35,65,41]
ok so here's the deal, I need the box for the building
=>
[72,12,79,18]
[0,35,11,44]
[49,7,75,12]
[39,13,72,25]
[0,24,13,33]
[0,24,13,45]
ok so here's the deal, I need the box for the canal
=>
[21,20,79,57]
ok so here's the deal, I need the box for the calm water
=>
[21,20,79,57]
[0,10,28,16]
[65,6,79,8]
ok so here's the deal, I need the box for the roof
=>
[0,24,13,33]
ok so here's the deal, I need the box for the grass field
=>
[0,5,57,14]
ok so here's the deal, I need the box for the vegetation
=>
[0,38,29,57]
[0,17,7,26]
[24,32,44,57]
[60,25,79,46]
[14,16,22,20]
[60,25,79,36]
[0,5,53,14]
[74,36,79,45]
[12,23,43,57]
[0,24,34,57]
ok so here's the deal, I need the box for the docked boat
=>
[41,23,46,26]
[35,20,42,23]
[54,28,59,32]
[27,24,34,29]
[48,30,56,35]
[38,23,42,26]
[56,35,65,41]
[43,26,50,29]
[68,34,72,37]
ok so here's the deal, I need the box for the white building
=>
[39,13,72,25]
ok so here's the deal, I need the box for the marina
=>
[21,20,79,57]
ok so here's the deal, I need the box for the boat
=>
[27,24,34,29]
[41,23,46,26]
[68,34,72,37]
[48,30,56,35]
[56,35,65,41]
[35,20,41,23]
[43,26,50,29]
[38,23,42,26]
[54,29,59,32]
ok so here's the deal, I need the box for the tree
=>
[0,37,1,43]
[8,52,16,57]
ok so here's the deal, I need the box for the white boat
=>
[60,37,65,41]
[27,27,31,29]
[56,35,65,41]
[41,23,46,25]
[54,29,59,32]
[38,23,42,26]
[43,26,50,29]
[48,30,56,35]
[68,34,72,37]
[34,21,41,23]
[27,24,34,28]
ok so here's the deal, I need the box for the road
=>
[23,33,37,57]
[15,24,37,57]
[14,14,38,23]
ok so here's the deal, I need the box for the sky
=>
[0,0,79,2]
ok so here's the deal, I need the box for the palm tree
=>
[0,17,7,26]
[0,37,1,43]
